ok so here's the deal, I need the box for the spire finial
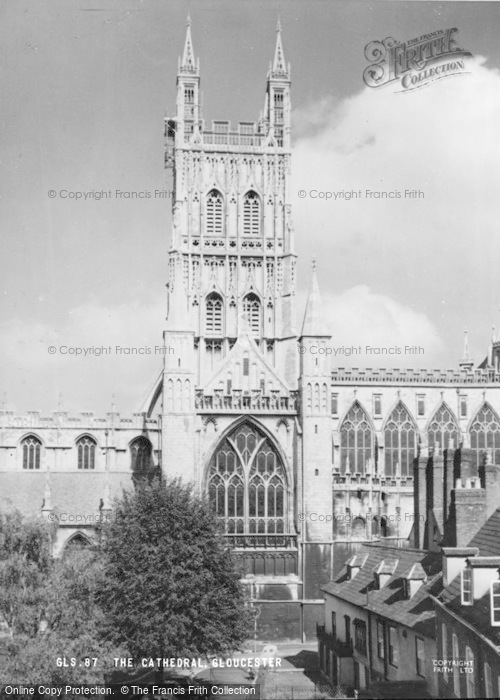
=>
[270,18,289,79]
[493,325,497,343]
[180,15,197,74]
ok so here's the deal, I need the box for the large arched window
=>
[22,435,41,470]
[130,437,152,472]
[77,435,96,470]
[384,402,417,477]
[206,189,223,236]
[340,402,374,475]
[470,403,500,467]
[427,403,460,453]
[243,191,260,236]
[243,293,261,335]
[208,422,287,534]
[205,293,223,336]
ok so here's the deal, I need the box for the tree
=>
[98,477,251,660]
[0,509,124,684]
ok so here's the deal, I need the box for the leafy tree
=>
[0,510,124,684]
[98,477,251,660]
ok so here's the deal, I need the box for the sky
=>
[1,0,500,414]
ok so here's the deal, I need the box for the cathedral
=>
[2,21,500,642]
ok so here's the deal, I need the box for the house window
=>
[460,394,468,418]
[376,619,384,659]
[331,393,338,415]
[388,625,398,667]
[485,662,493,699]
[130,437,152,472]
[373,394,382,417]
[417,394,425,417]
[243,293,261,335]
[442,623,448,684]
[465,646,475,698]
[22,435,41,470]
[344,615,351,646]
[243,191,260,236]
[384,401,417,477]
[461,567,473,605]
[331,612,336,638]
[77,436,96,470]
[490,581,500,625]
[415,637,425,677]
[206,189,223,236]
[340,401,374,475]
[205,293,223,335]
[354,620,367,656]
[452,633,460,697]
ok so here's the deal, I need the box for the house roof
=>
[437,507,500,646]
[321,543,441,638]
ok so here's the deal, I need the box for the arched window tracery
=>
[207,422,287,534]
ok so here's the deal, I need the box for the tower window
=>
[77,435,96,470]
[205,293,223,335]
[243,358,250,376]
[206,190,223,236]
[184,86,194,103]
[22,435,41,470]
[373,395,382,417]
[243,191,260,236]
[243,293,261,335]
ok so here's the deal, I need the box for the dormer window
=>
[346,554,368,580]
[490,581,500,626]
[461,567,473,605]
[401,563,427,599]
[374,559,398,589]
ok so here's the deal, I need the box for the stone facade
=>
[2,22,500,642]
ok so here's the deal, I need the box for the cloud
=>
[292,56,500,364]
[0,298,165,414]
[318,285,445,367]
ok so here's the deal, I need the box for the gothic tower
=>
[161,19,297,481]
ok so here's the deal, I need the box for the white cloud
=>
[292,56,500,365]
[0,298,165,414]
[319,285,445,367]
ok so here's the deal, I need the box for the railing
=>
[332,367,500,385]
[223,533,298,549]
[195,390,299,414]
[333,473,413,487]
[202,131,265,147]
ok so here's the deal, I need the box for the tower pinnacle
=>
[270,18,290,78]
[301,259,328,337]
[459,329,474,370]
[179,14,198,74]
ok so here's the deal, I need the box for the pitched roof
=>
[437,507,500,646]
[321,544,441,637]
